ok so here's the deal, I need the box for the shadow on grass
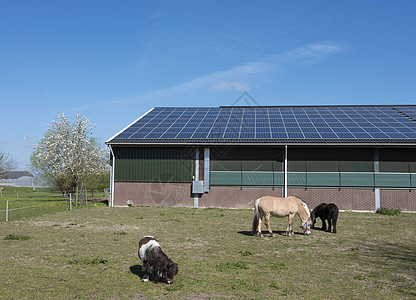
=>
[354,241,416,298]
[129,265,144,278]
[237,230,303,236]
[364,241,416,264]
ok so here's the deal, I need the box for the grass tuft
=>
[267,261,288,270]
[238,250,252,256]
[3,234,31,241]
[68,257,108,265]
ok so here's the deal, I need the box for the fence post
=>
[6,200,9,222]
[70,193,72,211]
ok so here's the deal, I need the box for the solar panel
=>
[107,105,416,144]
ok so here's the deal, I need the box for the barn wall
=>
[380,189,416,211]
[113,181,415,211]
[113,147,195,182]
[112,146,416,211]
[198,186,283,209]
[113,182,193,207]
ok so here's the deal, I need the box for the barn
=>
[106,105,416,212]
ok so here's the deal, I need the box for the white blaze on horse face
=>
[139,240,160,261]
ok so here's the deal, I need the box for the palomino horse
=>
[252,196,312,237]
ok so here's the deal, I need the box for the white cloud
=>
[78,41,344,109]
[211,81,251,91]
[143,41,343,98]
[274,42,344,63]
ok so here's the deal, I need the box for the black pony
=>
[311,203,339,233]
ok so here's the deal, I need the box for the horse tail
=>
[252,198,262,234]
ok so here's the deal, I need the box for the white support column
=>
[109,145,115,207]
[194,148,200,208]
[374,149,380,211]
[284,145,288,198]
[204,147,210,192]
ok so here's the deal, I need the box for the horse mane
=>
[293,195,310,217]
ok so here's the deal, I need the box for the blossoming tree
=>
[30,112,109,195]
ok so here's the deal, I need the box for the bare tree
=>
[0,151,18,178]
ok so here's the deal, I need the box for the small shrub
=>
[376,207,401,216]
[4,234,30,241]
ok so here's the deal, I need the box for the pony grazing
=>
[252,196,312,237]
[138,236,178,284]
[311,203,339,233]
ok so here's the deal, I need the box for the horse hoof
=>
[142,278,149,282]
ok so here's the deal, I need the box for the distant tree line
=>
[0,151,17,178]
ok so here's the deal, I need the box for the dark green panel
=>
[242,172,273,186]
[211,160,241,171]
[288,148,339,172]
[289,147,374,172]
[211,171,284,186]
[113,147,195,182]
[307,173,340,187]
[210,171,241,186]
[379,148,416,173]
[375,173,413,188]
[273,173,284,186]
[340,173,374,187]
[288,173,306,186]
[288,173,340,187]
[211,146,283,172]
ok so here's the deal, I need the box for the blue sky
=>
[1,0,416,169]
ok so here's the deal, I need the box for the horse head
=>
[310,210,316,227]
[301,217,312,235]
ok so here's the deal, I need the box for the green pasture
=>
[0,205,415,299]
[0,187,107,222]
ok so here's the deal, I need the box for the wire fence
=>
[0,192,109,222]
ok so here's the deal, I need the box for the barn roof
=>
[4,171,33,179]
[106,105,416,146]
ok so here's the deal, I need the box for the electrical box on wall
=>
[192,180,204,194]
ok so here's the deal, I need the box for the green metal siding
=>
[113,147,195,182]
[210,171,416,188]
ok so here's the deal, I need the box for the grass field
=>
[0,205,415,299]
[0,187,107,222]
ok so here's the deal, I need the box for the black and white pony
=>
[138,236,178,284]
[311,203,339,233]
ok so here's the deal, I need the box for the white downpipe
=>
[284,145,288,198]
[194,148,200,208]
[204,147,210,192]
[109,145,115,207]
[374,149,380,211]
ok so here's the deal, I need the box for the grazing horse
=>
[252,196,312,237]
[138,236,178,284]
[311,203,339,233]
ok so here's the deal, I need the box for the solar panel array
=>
[108,106,416,144]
